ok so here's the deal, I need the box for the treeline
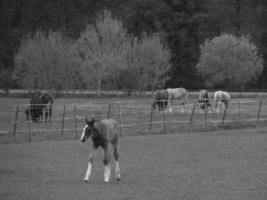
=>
[0,0,267,90]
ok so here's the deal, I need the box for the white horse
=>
[214,90,231,113]
[166,88,189,113]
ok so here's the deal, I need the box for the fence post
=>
[73,104,78,139]
[222,108,228,124]
[12,106,19,137]
[117,101,123,137]
[61,105,66,136]
[188,102,197,132]
[28,120,31,143]
[257,99,262,123]
[163,111,167,134]
[149,104,154,134]
[204,105,208,132]
[238,100,241,127]
[107,104,111,119]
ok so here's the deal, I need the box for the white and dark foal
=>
[81,118,121,182]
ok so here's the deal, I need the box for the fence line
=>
[1,98,267,143]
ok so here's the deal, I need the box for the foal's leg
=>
[103,145,111,182]
[113,143,121,181]
[84,147,97,182]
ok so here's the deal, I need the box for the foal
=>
[81,118,121,182]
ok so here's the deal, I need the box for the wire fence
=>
[0,97,267,144]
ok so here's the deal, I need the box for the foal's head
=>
[81,118,97,143]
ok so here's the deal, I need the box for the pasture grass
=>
[0,129,267,200]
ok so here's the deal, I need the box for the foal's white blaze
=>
[81,125,88,141]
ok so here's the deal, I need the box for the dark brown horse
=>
[81,117,121,182]
[25,91,54,122]
[198,89,211,114]
[152,90,169,112]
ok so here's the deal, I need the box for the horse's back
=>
[155,90,168,100]
[167,87,187,99]
[39,93,53,104]
[214,91,230,101]
[100,119,119,143]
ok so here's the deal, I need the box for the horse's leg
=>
[44,107,48,122]
[184,95,189,113]
[112,142,121,181]
[103,145,111,182]
[208,103,212,113]
[49,104,52,122]
[84,147,97,182]
[168,97,172,113]
[215,101,219,113]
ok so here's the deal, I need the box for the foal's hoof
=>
[116,178,121,181]
[84,179,89,183]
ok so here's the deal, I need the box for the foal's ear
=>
[90,118,95,126]
[85,117,90,125]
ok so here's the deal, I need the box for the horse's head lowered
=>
[81,117,98,143]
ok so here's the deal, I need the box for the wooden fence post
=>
[107,104,111,119]
[28,120,31,143]
[188,102,197,131]
[257,99,262,123]
[117,101,123,137]
[238,100,241,127]
[13,106,19,137]
[61,105,66,136]
[149,104,154,134]
[74,104,78,139]
[222,108,228,124]
[204,105,208,132]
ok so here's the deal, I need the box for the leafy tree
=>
[122,33,171,93]
[75,10,129,96]
[12,30,82,89]
[196,34,263,90]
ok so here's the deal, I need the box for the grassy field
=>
[0,96,267,199]
[0,96,267,144]
[0,128,267,200]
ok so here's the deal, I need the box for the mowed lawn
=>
[0,129,267,200]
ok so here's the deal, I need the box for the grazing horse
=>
[25,91,54,122]
[166,88,189,113]
[214,90,231,113]
[198,89,211,114]
[81,118,121,182]
[152,90,169,111]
